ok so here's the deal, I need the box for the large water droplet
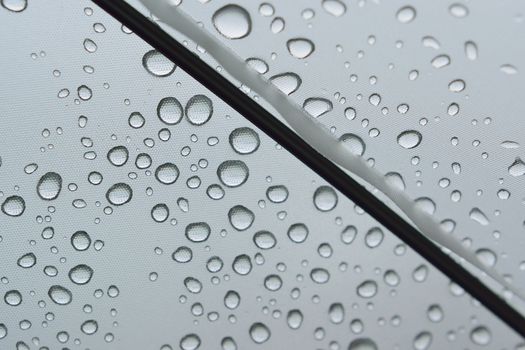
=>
[469,207,489,226]
[303,98,332,118]
[71,231,91,251]
[287,38,315,59]
[69,264,93,285]
[356,280,378,298]
[4,290,22,306]
[151,203,169,223]
[185,222,211,243]
[157,97,183,125]
[155,163,180,185]
[48,285,72,305]
[229,127,260,154]
[17,253,36,268]
[106,183,132,206]
[143,50,176,77]
[217,160,249,187]
[1,195,25,217]
[508,158,525,176]
[365,227,384,248]
[322,0,346,16]
[253,231,276,249]
[37,172,62,200]
[185,95,213,125]
[287,309,303,329]
[1,0,27,12]
[212,4,252,39]
[81,320,98,335]
[107,145,129,167]
[339,133,365,156]
[228,205,254,231]
[288,223,309,243]
[249,322,270,344]
[270,73,302,95]
[396,6,416,23]
[470,326,491,345]
[180,334,201,350]
[348,338,378,350]
[328,303,345,324]
[232,254,252,275]
[397,130,422,149]
[313,186,338,211]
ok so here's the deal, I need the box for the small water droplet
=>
[142,50,176,77]
[213,4,252,39]
[287,38,315,59]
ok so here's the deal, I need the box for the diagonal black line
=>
[93,0,525,338]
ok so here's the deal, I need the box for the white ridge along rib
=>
[141,0,525,302]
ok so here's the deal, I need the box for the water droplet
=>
[228,205,254,231]
[106,183,132,206]
[151,203,169,223]
[397,130,422,149]
[270,73,302,95]
[385,172,405,191]
[266,185,289,203]
[448,79,465,92]
[81,320,98,335]
[465,41,478,60]
[339,133,365,156]
[328,303,345,324]
[348,339,377,350]
[303,98,332,118]
[469,207,489,226]
[224,290,240,309]
[476,248,497,267]
[341,225,357,244]
[48,285,72,305]
[185,222,211,243]
[143,50,176,77]
[1,0,27,12]
[212,4,251,39]
[500,64,518,75]
[83,38,97,53]
[365,227,384,248]
[322,0,346,16]
[17,253,36,268]
[155,163,180,185]
[1,195,25,217]
[232,254,252,275]
[414,331,432,350]
[253,231,276,249]
[431,55,451,69]
[249,322,270,344]
[287,38,315,59]
[217,160,249,187]
[271,17,285,33]
[229,127,260,154]
[184,277,202,294]
[107,145,129,166]
[157,97,183,125]
[508,158,525,176]
[356,280,377,298]
[0,324,7,339]
[71,231,91,251]
[288,223,309,243]
[37,172,62,200]
[69,264,93,285]
[449,3,469,18]
[128,111,145,128]
[4,290,22,306]
[180,334,201,350]
[185,95,213,125]
[427,304,443,322]
[470,326,491,345]
[310,268,330,284]
[313,186,338,212]
[172,246,192,263]
[396,6,416,23]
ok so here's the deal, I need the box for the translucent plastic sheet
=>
[0,0,522,348]
[123,0,525,314]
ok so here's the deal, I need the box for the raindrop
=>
[449,3,469,18]
[288,223,309,243]
[303,98,332,118]
[341,225,357,244]
[328,303,345,324]
[397,130,422,149]
[107,145,129,166]
[1,0,27,12]
[151,203,169,223]
[106,183,132,206]
[232,254,252,275]
[266,185,289,203]
[414,331,432,350]
[310,268,330,284]
[4,290,22,306]
[508,158,525,176]
[431,55,451,69]
[228,205,254,231]
[17,253,36,268]
[142,50,176,77]
[246,58,269,74]
[69,264,93,285]
[469,207,489,226]
[185,95,213,125]
[48,285,72,305]
[184,277,202,294]
[448,79,465,92]
[287,309,303,329]
[465,41,478,60]
[217,160,249,187]
[172,246,192,263]
[128,112,145,128]
[37,172,62,200]
[249,323,270,344]
[185,222,211,243]
[229,127,260,154]
[396,6,416,23]
[81,320,98,335]
[339,133,365,156]
[322,0,346,17]
[1,195,25,217]
[385,172,405,191]
[224,290,240,309]
[157,97,183,125]
[500,64,518,75]
[470,326,491,345]
[287,38,315,59]
[71,231,91,251]
[270,73,302,95]
[155,163,180,185]
[180,334,201,350]
[253,231,276,249]
[348,339,378,350]
[476,248,497,267]
[356,280,378,298]
[313,186,338,212]
[365,227,384,248]
[212,4,252,39]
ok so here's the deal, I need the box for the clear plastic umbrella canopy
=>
[0,0,524,348]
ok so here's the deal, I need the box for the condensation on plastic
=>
[0,0,522,349]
